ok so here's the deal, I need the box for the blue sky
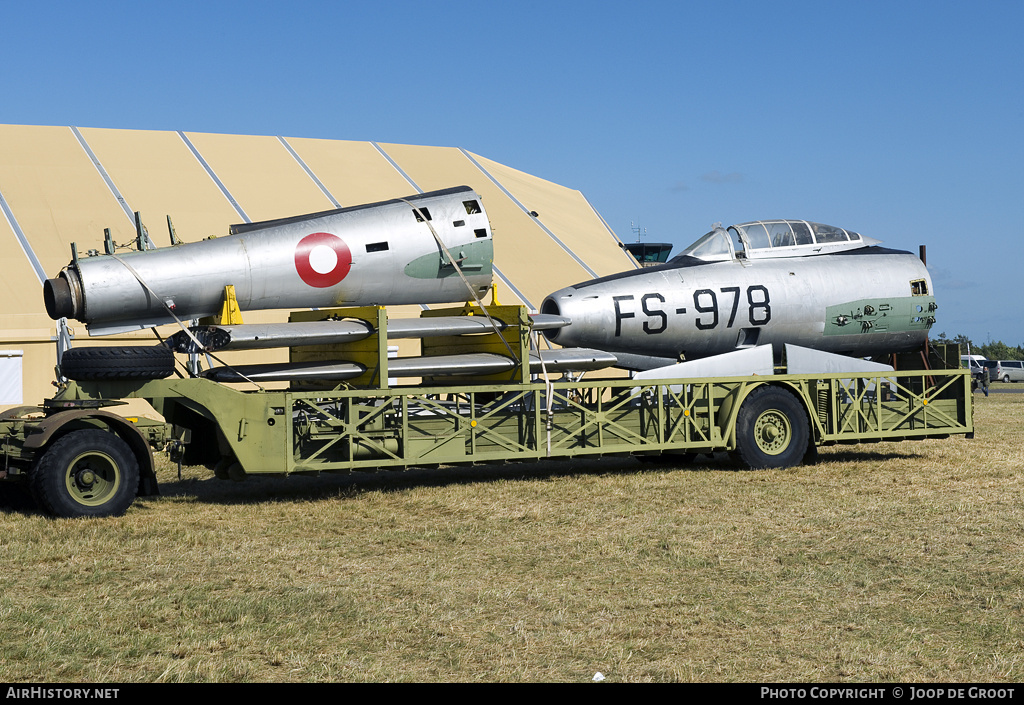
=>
[4,0,1022,345]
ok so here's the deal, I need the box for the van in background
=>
[980,359,1004,383]
[995,360,1024,383]
[961,354,986,372]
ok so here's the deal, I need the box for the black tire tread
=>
[734,385,810,470]
[30,429,140,518]
[61,345,175,381]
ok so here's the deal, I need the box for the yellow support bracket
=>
[199,285,244,326]
[458,284,501,316]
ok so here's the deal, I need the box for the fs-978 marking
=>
[612,285,772,336]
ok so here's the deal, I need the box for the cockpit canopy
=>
[675,219,881,263]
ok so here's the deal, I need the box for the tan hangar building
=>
[0,125,639,407]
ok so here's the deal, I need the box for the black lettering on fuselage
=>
[641,293,667,334]
[720,286,740,327]
[747,285,772,325]
[693,289,718,330]
[690,285,773,331]
[613,295,635,336]
[614,285,773,336]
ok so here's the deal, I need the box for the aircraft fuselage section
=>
[43,187,494,336]
[541,250,935,361]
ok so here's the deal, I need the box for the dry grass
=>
[0,392,1021,682]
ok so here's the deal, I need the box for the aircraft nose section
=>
[540,289,569,343]
[541,285,598,347]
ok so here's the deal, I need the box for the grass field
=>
[0,391,1021,682]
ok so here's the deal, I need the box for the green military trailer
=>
[0,305,973,519]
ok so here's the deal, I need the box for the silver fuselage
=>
[542,248,935,362]
[45,187,493,335]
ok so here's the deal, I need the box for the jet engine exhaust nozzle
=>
[43,275,77,320]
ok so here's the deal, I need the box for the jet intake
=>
[539,296,564,342]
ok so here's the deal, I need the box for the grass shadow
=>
[816,448,926,463]
[145,455,651,508]
[4,445,930,516]
[6,456,660,515]
[0,483,40,515]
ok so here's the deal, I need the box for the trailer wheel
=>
[734,386,810,469]
[30,430,140,518]
[60,345,175,381]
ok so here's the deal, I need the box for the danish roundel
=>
[294,232,352,288]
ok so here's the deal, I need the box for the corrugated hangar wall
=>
[0,125,638,407]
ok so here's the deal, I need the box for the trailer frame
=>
[0,307,974,518]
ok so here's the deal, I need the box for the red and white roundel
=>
[294,232,352,288]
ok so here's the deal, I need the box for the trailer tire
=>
[30,429,140,518]
[734,386,810,469]
[61,345,175,381]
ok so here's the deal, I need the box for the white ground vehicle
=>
[995,360,1024,383]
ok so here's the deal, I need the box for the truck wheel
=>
[734,386,810,469]
[60,345,175,381]
[30,430,140,518]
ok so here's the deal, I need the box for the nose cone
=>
[542,271,676,358]
[541,285,605,348]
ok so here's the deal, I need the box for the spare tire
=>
[61,345,175,381]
